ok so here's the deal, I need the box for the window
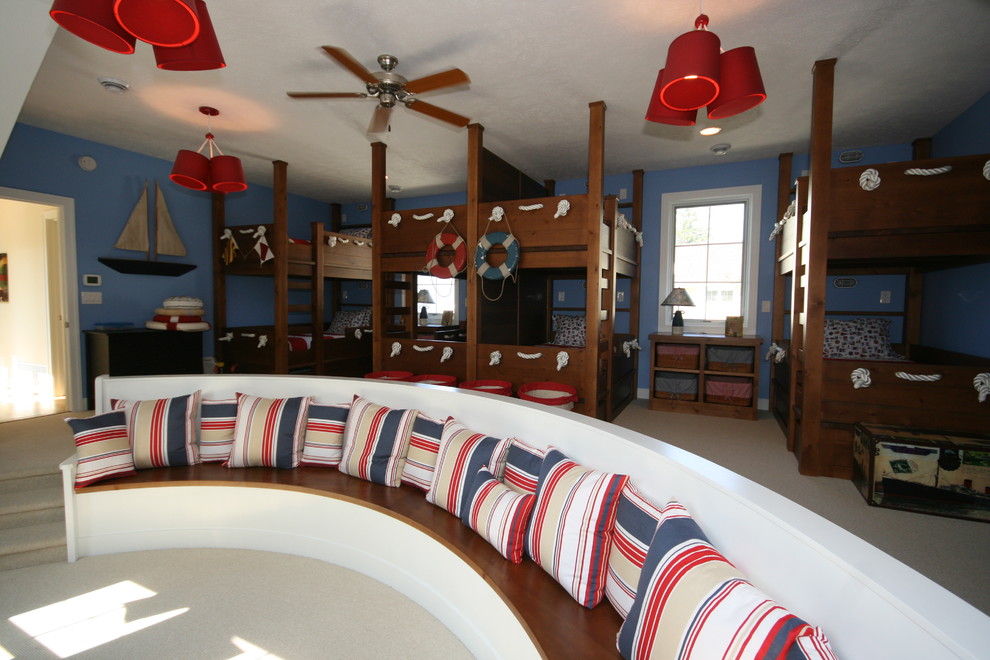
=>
[659,186,761,335]
[416,274,462,324]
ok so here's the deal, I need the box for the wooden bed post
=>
[585,101,606,418]
[272,160,289,374]
[211,191,226,370]
[770,153,793,434]
[466,123,483,383]
[371,142,387,372]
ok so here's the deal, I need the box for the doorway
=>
[0,188,81,422]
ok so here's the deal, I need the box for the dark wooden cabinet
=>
[85,329,203,406]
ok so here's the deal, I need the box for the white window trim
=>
[658,185,761,335]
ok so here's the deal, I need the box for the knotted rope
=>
[556,351,569,371]
[390,342,401,358]
[851,367,872,389]
[489,350,502,366]
[765,342,787,363]
[904,165,952,176]
[894,371,942,382]
[412,212,434,220]
[769,200,796,241]
[517,351,542,360]
[554,199,571,218]
[974,373,990,403]
[257,335,267,349]
[859,168,881,191]
[441,346,454,363]
[413,345,434,352]
[388,213,402,227]
[519,203,544,211]
[622,338,642,358]
[438,208,454,223]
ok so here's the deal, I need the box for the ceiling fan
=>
[287,46,472,134]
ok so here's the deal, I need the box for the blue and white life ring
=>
[475,231,519,280]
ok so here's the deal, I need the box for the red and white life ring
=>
[425,231,467,278]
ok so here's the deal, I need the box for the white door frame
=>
[0,186,82,411]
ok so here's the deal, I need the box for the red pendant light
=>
[645,69,697,126]
[660,14,721,111]
[170,107,247,194]
[153,0,225,71]
[113,0,200,47]
[210,155,247,193]
[170,149,211,190]
[49,0,136,54]
[707,46,766,119]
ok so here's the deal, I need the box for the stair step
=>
[0,544,67,571]
[0,505,64,530]
[0,472,61,494]
[0,521,66,557]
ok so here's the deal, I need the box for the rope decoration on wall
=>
[983,160,990,180]
[765,342,787,363]
[388,213,402,227]
[438,208,455,223]
[441,346,454,363]
[519,203,544,211]
[219,332,233,342]
[616,213,644,246]
[390,342,402,358]
[769,200,796,241]
[413,345,434,352]
[354,328,363,340]
[489,350,502,366]
[851,367,872,389]
[517,351,543,359]
[904,165,952,176]
[488,206,505,222]
[894,371,942,382]
[859,168,881,191]
[974,373,990,403]
[556,351,569,371]
[257,335,268,349]
[554,199,571,218]
[412,212,435,220]
[622,339,642,358]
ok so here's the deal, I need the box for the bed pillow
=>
[401,413,445,490]
[503,438,545,495]
[113,392,200,468]
[617,500,839,660]
[552,313,586,347]
[426,418,512,517]
[199,398,238,463]
[339,397,418,486]
[65,411,136,487]
[460,467,536,563]
[822,317,903,360]
[328,307,371,334]
[225,393,310,469]
[605,482,664,619]
[300,402,350,467]
[526,447,628,608]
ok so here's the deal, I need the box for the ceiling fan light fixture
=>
[660,15,721,111]
[645,69,697,126]
[113,0,200,47]
[49,0,136,54]
[707,46,767,119]
[153,0,225,71]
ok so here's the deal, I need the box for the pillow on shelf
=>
[65,411,135,487]
[300,402,351,467]
[339,397,418,487]
[328,307,371,334]
[401,413,446,491]
[225,393,310,469]
[526,447,628,608]
[822,317,903,360]
[338,226,372,239]
[460,466,536,563]
[200,398,238,463]
[503,438,545,495]
[605,482,664,619]
[426,418,512,517]
[113,392,200,468]
[551,313,586,347]
[617,499,839,660]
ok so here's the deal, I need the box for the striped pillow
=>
[114,392,200,468]
[225,393,310,469]
[461,467,536,563]
[503,438,544,495]
[426,418,511,517]
[526,447,628,608]
[617,500,839,660]
[339,397,418,486]
[605,482,664,619]
[401,413,445,490]
[200,398,237,462]
[300,402,350,467]
[66,411,135,487]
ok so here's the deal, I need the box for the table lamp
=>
[417,289,435,325]
[661,287,695,335]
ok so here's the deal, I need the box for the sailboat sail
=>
[155,182,187,257]
[114,181,150,253]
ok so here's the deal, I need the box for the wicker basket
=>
[654,372,698,401]
[656,343,700,370]
[706,346,754,373]
[705,375,753,406]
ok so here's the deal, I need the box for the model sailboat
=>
[98,181,197,276]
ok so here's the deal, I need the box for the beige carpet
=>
[0,548,473,660]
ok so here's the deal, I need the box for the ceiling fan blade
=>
[287,92,366,99]
[321,46,378,86]
[368,105,392,134]
[405,100,470,128]
[404,68,471,95]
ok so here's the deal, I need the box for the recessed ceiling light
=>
[388,184,402,193]
[711,143,731,156]
[97,76,130,94]
[699,126,722,136]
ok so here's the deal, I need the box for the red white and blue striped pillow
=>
[526,447,628,608]
[225,393,310,469]
[461,466,536,563]
[113,392,200,468]
[503,438,544,495]
[300,402,351,467]
[605,482,664,619]
[617,500,839,660]
[426,418,512,517]
[199,397,237,462]
[339,397,418,486]
[65,411,135,487]
[401,412,445,490]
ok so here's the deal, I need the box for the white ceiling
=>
[17,0,990,203]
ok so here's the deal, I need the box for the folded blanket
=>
[145,320,211,332]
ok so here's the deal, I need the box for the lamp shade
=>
[210,155,247,193]
[417,289,436,305]
[707,47,767,119]
[660,287,695,307]
[170,149,211,191]
[113,0,200,47]
[49,0,136,54]
[660,18,721,111]
[645,69,697,126]
[153,0,225,71]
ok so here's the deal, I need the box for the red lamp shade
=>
[49,0,136,54]
[113,0,200,47]
[170,149,211,191]
[153,0,225,71]
[707,46,766,119]
[645,69,697,126]
[660,17,722,111]
[210,155,247,193]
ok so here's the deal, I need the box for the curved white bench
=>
[60,374,989,660]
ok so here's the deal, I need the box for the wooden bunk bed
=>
[211,160,374,376]
[770,59,990,478]
[370,102,642,421]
